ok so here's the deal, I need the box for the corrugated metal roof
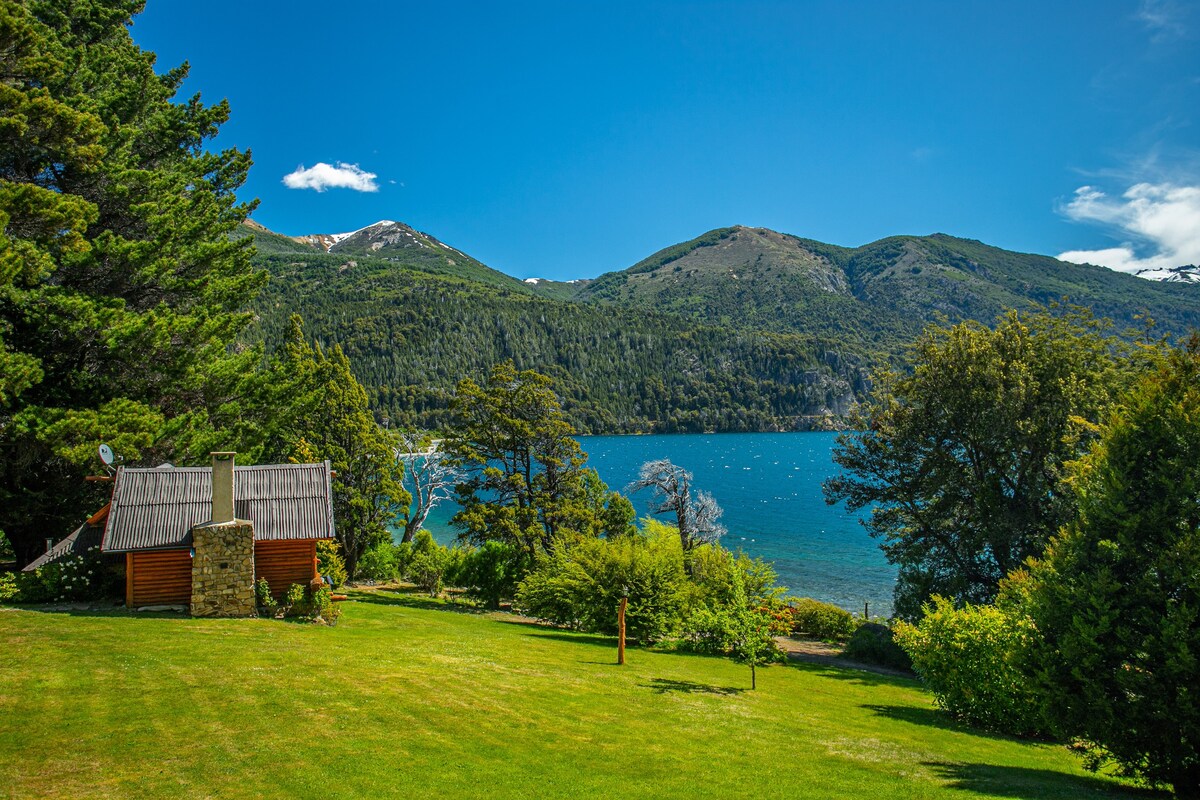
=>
[101,462,335,552]
[23,521,105,572]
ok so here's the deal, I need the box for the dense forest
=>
[247,250,869,433]
[242,220,1200,434]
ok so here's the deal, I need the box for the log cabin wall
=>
[126,550,192,607]
[254,539,319,599]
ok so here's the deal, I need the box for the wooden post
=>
[864,601,869,620]
[617,596,627,665]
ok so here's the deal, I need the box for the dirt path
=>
[775,636,915,679]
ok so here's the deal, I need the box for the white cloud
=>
[282,162,379,193]
[1057,182,1200,273]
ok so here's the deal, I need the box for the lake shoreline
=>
[400,431,897,617]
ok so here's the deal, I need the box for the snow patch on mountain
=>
[1134,265,1200,284]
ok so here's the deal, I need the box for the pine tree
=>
[268,316,409,578]
[446,360,615,557]
[1023,339,1200,797]
[0,1,263,564]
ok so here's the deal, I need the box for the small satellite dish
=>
[98,444,115,466]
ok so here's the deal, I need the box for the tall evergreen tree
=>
[0,0,263,564]
[268,316,409,579]
[1022,339,1200,797]
[446,361,624,557]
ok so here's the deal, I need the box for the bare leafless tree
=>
[627,459,725,551]
[396,432,463,543]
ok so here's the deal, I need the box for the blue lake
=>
[415,432,897,617]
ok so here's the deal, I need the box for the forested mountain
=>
[577,226,1200,347]
[242,220,1200,434]
[236,219,533,291]
[248,248,867,433]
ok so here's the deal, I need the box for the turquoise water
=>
[415,432,896,617]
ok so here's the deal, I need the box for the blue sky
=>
[132,1,1200,281]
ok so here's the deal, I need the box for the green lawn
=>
[0,591,1161,800]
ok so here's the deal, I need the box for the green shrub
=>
[845,622,912,672]
[283,583,307,616]
[306,585,340,624]
[454,540,525,609]
[787,597,858,641]
[404,532,462,597]
[893,597,1043,736]
[678,603,738,654]
[316,541,347,588]
[516,528,687,643]
[393,540,414,578]
[408,529,444,557]
[687,541,782,608]
[255,577,277,613]
[0,572,18,603]
[357,541,400,582]
[407,549,448,596]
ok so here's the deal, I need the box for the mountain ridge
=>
[238,217,1200,433]
[248,217,1198,288]
[237,219,533,292]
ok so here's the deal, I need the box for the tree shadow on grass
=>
[494,616,551,629]
[641,678,746,696]
[784,658,918,689]
[345,589,490,615]
[922,761,1165,799]
[517,629,617,648]
[8,603,159,619]
[862,704,1032,744]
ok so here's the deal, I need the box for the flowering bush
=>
[755,601,799,636]
[15,547,119,603]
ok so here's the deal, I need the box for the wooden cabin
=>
[99,456,335,609]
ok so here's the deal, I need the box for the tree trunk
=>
[751,662,756,690]
[402,513,425,544]
[617,596,627,665]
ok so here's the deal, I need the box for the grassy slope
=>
[232,220,319,256]
[0,593,1156,800]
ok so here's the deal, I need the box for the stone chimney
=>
[190,451,255,617]
[211,451,236,523]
